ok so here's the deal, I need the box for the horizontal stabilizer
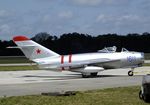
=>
[7,46,20,49]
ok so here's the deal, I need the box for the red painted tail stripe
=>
[61,54,72,70]
[68,54,72,69]
[69,54,72,63]
[61,55,65,70]
[61,55,64,64]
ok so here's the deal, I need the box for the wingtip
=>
[13,36,30,41]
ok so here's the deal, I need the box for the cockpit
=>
[98,46,129,53]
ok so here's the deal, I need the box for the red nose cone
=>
[13,36,30,41]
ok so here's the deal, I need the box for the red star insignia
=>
[36,49,41,54]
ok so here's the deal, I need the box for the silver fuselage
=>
[35,51,144,71]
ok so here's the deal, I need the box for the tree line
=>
[0,32,150,56]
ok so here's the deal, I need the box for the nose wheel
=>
[128,70,134,76]
[128,68,134,76]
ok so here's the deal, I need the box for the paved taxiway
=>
[0,67,150,97]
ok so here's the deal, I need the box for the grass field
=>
[0,56,32,64]
[0,65,39,71]
[0,86,149,105]
[144,53,150,60]
[143,63,150,66]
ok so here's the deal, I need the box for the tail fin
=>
[13,36,59,60]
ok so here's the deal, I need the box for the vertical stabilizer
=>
[13,36,59,60]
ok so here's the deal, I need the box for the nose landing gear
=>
[128,68,134,76]
[128,70,134,76]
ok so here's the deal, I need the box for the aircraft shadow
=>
[21,74,130,79]
[98,75,128,78]
[21,75,81,79]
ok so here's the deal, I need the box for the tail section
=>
[13,36,59,60]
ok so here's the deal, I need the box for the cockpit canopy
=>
[98,46,129,53]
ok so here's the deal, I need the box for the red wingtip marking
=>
[13,36,30,41]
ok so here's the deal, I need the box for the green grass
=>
[0,65,39,71]
[0,56,38,71]
[0,86,149,105]
[143,63,150,66]
[0,56,32,64]
[144,53,150,60]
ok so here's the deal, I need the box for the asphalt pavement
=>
[0,66,150,97]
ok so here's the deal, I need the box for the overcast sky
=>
[0,0,150,40]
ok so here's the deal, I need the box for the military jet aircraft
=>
[12,36,144,78]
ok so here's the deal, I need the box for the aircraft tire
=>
[82,74,89,78]
[128,71,133,76]
[90,72,98,77]
[143,94,149,103]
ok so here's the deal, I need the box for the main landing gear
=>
[82,72,98,78]
[128,68,134,76]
